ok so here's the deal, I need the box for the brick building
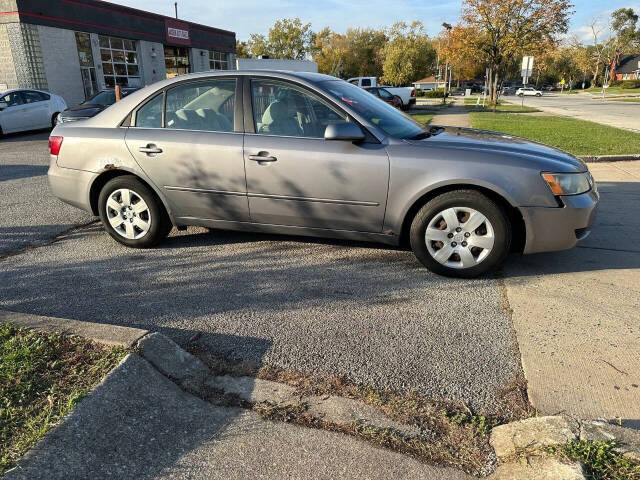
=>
[0,0,236,106]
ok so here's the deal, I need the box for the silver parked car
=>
[48,71,598,277]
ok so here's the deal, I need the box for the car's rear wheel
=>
[51,113,59,128]
[409,190,511,278]
[98,176,172,248]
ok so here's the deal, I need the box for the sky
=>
[108,0,640,43]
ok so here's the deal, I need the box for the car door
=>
[0,91,27,133]
[244,77,389,232]
[125,77,248,223]
[22,91,51,128]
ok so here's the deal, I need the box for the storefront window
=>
[99,35,141,88]
[75,32,98,99]
[165,46,190,78]
[209,51,229,70]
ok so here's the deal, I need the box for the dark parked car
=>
[501,86,517,96]
[450,88,465,96]
[364,87,403,108]
[56,88,139,124]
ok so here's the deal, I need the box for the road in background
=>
[502,93,640,133]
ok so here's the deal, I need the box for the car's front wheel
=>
[409,190,511,278]
[98,176,172,248]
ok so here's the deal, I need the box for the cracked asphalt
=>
[0,130,522,415]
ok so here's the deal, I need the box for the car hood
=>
[60,104,106,118]
[409,126,586,172]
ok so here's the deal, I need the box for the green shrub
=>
[417,89,448,98]
[621,79,640,89]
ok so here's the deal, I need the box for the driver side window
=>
[251,80,347,139]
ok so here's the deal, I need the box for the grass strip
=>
[0,323,126,474]
[469,113,640,156]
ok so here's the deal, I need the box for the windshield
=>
[83,89,135,106]
[320,80,427,139]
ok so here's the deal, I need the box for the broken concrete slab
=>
[580,420,640,462]
[306,395,421,437]
[204,375,299,404]
[490,416,579,460]
[490,456,585,480]
[138,332,209,382]
[0,309,147,347]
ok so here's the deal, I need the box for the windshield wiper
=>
[409,131,431,140]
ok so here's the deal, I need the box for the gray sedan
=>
[48,71,598,277]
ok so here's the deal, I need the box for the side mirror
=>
[324,122,365,142]
[0,102,7,111]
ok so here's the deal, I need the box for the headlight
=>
[541,172,592,196]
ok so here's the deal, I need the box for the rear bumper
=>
[48,158,94,214]
[520,189,599,254]
[408,98,416,106]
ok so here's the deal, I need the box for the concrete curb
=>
[0,309,148,348]
[580,154,640,163]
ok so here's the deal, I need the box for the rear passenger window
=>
[135,94,163,128]
[165,79,235,132]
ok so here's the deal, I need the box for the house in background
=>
[413,76,446,90]
[613,54,640,81]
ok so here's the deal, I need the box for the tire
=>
[409,190,511,278]
[98,175,172,248]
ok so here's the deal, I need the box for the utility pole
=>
[442,22,452,105]
[174,2,178,19]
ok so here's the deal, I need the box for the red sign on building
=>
[165,18,191,45]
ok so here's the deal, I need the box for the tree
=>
[381,22,435,86]
[458,0,573,104]
[608,8,640,80]
[235,40,250,58]
[247,18,315,60]
[313,27,387,78]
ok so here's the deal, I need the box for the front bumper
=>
[520,189,599,254]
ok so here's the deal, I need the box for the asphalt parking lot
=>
[0,130,521,416]
[2,129,639,422]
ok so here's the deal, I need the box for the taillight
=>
[411,89,415,97]
[49,136,63,155]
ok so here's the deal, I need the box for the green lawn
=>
[586,86,640,95]
[0,324,126,474]
[469,113,640,156]
[410,113,436,124]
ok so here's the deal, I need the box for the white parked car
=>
[0,89,67,135]
[346,77,416,110]
[516,87,543,97]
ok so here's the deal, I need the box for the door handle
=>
[139,144,163,155]
[248,153,277,163]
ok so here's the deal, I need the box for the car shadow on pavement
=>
[0,164,49,182]
[0,130,50,143]
[0,222,522,417]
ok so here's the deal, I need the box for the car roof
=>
[1,88,54,96]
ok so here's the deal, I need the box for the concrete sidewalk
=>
[503,161,640,426]
[430,104,471,128]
